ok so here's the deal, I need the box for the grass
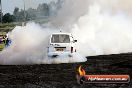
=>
[0,22,22,32]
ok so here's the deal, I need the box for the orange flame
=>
[78,65,86,76]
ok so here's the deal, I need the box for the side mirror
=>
[73,40,77,43]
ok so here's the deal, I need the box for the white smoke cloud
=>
[0,22,86,65]
[1,0,132,64]
[72,4,132,56]
[0,22,50,64]
[52,0,132,28]
[52,0,132,56]
[94,0,132,15]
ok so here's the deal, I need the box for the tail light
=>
[71,47,73,53]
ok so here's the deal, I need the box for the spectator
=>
[5,38,12,47]
[3,35,7,44]
[0,36,3,44]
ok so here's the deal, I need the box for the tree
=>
[13,7,19,15]
[13,7,26,22]
[42,3,49,16]
[13,7,19,21]
[2,13,14,23]
[26,8,37,20]
[37,3,49,16]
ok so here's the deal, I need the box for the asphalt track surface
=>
[0,53,132,88]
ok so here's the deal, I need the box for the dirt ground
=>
[0,53,132,88]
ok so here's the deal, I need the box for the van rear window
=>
[51,34,70,43]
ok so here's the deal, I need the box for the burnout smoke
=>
[53,0,132,56]
[0,22,86,65]
[0,23,49,64]
[1,0,132,64]
[72,4,132,56]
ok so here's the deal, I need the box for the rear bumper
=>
[48,51,73,57]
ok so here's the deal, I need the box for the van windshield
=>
[51,34,70,43]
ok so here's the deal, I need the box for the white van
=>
[47,33,77,57]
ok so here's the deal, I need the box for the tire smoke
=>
[1,0,132,64]
[0,22,86,65]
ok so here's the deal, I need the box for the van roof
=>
[51,33,72,35]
